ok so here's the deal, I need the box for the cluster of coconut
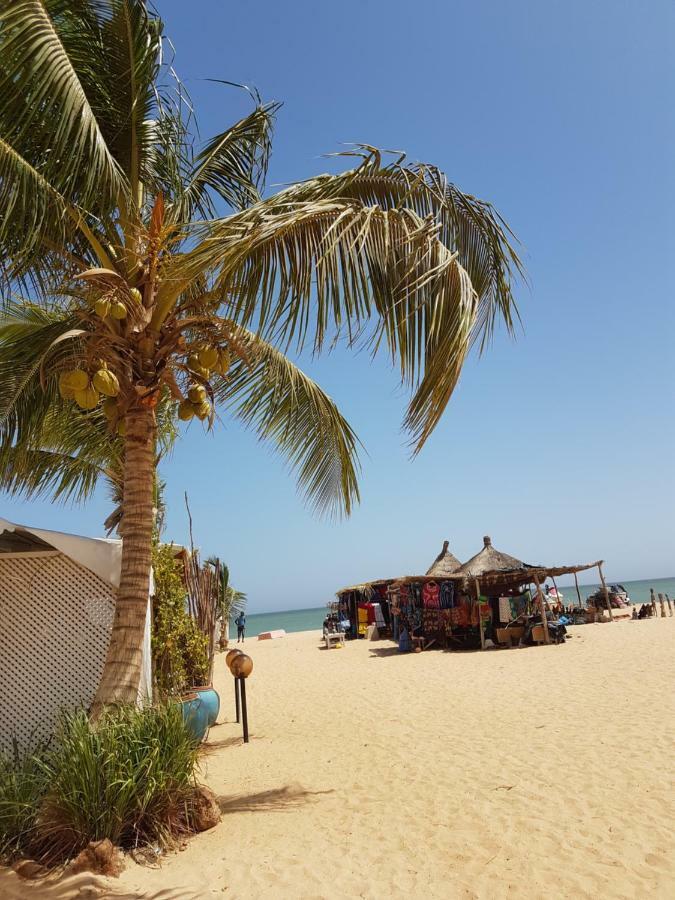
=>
[93,287,142,320]
[58,365,120,412]
[178,343,231,423]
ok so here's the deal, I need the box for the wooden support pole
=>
[532,575,550,644]
[657,593,666,618]
[597,563,614,621]
[474,578,486,650]
[665,594,673,617]
[650,588,658,617]
[573,572,583,609]
[551,574,563,613]
[235,675,240,724]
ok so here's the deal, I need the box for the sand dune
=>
[9,618,675,899]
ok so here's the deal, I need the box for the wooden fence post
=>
[658,593,666,618]
[665,594,673,617]
[650,588,658,617]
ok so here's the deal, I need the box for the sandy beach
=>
[3,617,674,899]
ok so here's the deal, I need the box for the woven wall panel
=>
[0,552,115,752]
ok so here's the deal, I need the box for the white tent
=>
[0,517,152,752]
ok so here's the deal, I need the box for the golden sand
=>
[3,617,674,899]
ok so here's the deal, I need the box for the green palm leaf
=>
[181,102,280,218]
[214,325,361,518]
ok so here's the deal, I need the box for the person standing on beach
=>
[235,612,246,643]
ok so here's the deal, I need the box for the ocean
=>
[240,576,675,637]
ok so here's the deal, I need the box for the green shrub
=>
[0,745,49,863]
[0,703,202,864]
[152,543,210,695]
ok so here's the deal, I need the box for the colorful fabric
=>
[422,581,440,609]
[454,603,470,628]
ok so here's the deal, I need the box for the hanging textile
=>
[371,602,386,629]
[499,596,512,623]
[440,581,455,609]
[422,581,440,609]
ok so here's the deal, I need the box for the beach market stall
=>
[336,536,612,651]
[0,518,152,752]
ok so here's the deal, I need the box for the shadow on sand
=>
[217,785,334,815]
[0,868,202,899]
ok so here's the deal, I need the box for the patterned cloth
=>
[440,581,455,609]
[422,581,440,609]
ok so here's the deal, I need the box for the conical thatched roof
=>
[455,536,529,578]
[426,540,461,577]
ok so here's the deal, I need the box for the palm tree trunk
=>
[92,406,156,712]
[218,615,228,650]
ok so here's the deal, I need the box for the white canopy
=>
[0,516,123,587]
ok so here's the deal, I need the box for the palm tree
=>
[205,559,246,650]
[0,1,522,709]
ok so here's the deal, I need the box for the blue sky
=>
[3,0,673,610]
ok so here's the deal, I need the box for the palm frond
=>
[166,201,477,452]
[0,443,109,504]
[213,324,362,518]
[0,301,83,449]
[181,102,280,218]
[0,0,127,211]
[274,147,524,349]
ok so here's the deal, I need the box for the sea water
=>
[240,576,675,636]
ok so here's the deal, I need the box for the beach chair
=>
[324,631,344,649]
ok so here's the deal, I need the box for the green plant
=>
[0,1,521,709]
[206,558,246,648]
[0,745,49,863]
[152,543,209,695]
[32,704,200,863]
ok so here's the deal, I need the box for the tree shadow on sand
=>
[217,785,334,815]
[0,868,202,899]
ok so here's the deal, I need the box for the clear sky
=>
[2,0,673,610]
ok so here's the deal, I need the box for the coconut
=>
[178,400,195,421]
[102,398,118,420]
[65,369,89,391]
[129,287,143,304]
[58,373,76,400]
[194,400,211,421]
[74,386,100,410]
[110,301,127,320]
[95,298,110,318]
[92,369,120,397]
[187,384,207,404]
[197,345,219,369]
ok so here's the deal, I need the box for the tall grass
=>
[0,702,202,864]
[0,744,49,861]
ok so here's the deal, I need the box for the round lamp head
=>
[226,649,243,670]
[231,654,253,678]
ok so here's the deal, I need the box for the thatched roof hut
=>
[455,535,532,578]
[426,540,461,577]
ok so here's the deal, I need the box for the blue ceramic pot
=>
[180,692,209,742]
[192,686,220,726]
